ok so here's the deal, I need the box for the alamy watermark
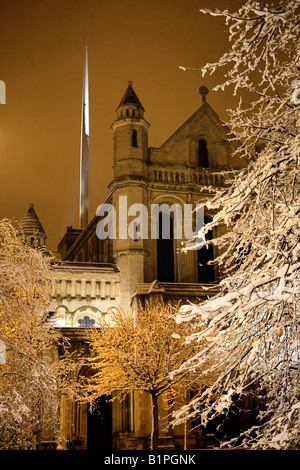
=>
[0,80,6,104]
[95,80,299,247]
[96,196,206,249]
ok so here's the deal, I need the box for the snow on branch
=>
[174,0,300,450]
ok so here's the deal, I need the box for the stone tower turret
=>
[111,80,150,180]
[20,203,50,256]
[110,82,150,310]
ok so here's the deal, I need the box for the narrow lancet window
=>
[132,129,138,147]
[157,213,175,282]
[198,139,208,167]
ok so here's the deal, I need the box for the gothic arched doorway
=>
[87,395,112,450]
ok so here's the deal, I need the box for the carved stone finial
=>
[198,85,209,103]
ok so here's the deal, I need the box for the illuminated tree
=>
[86,300,214,450]
[175,0,300,450]
[0,219,80,449]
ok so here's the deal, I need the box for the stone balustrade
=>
[148,167,231,187]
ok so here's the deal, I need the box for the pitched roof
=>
[133,281,220,301]
[117,81,144,111]
[21,203,46,235]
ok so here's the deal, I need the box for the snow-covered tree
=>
[174,0,300,450]
[0,220,81,449]
[86,300,216,450]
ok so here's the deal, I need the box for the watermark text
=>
[96,196,206,249]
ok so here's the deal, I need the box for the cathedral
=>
[20,79,248,450]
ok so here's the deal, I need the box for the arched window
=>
[198,139,209,167]
[132,129,138,147]
[156,212,174,282]
[197,215,214,283]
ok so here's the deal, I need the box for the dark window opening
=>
[197,216,214,283]
[87,395,112,450]
[157,212,175,282]
[198,139,209,167]
[132,129,138,147]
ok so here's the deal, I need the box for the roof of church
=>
[134,281,220,299]
[53,260,120,273]
[21,203,46,235]
[117,81,144,111]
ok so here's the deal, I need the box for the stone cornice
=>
[111,117,150,132]
[113,249,150,259]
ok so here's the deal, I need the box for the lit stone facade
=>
[23,82,248,450]
[51,262,121,327]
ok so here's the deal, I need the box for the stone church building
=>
[21,81,248,450]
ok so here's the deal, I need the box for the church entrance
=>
[87,395,112,450]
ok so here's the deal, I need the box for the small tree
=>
[174,0,300,450]
[86,300,213,450]
[0,219,81,449]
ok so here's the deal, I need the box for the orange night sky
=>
[0,0,244,253]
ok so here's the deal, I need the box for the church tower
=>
[110,81,150,309]
[111,80,149,180]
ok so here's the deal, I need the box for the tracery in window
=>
[78,315,95,327]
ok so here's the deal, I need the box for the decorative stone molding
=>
[50,264,121,327]
[148,166,231,187]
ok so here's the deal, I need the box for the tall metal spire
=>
[79,40,89,229]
